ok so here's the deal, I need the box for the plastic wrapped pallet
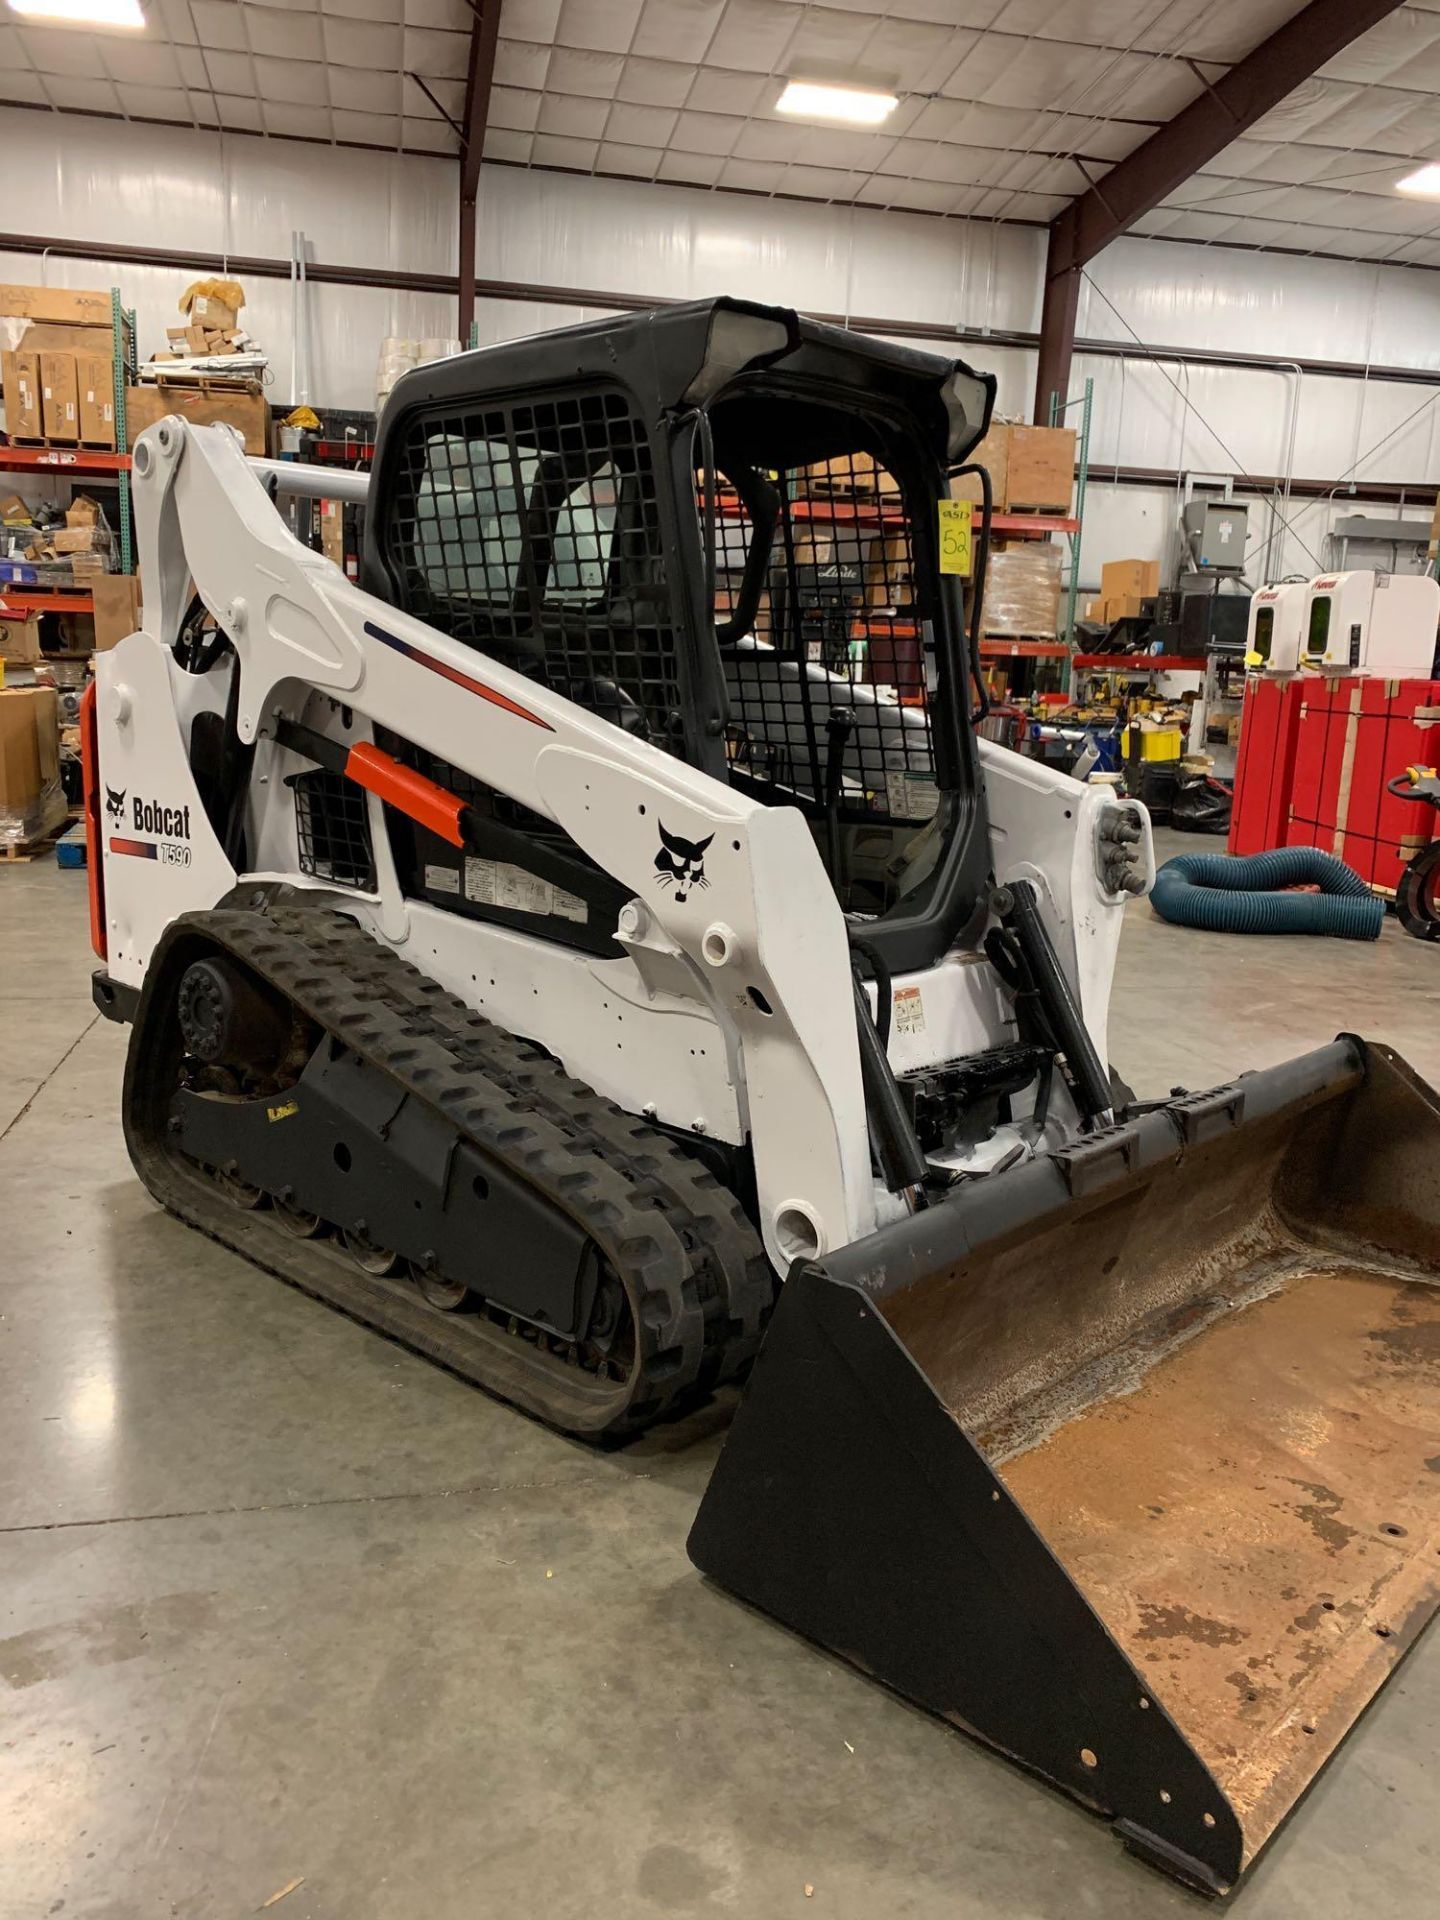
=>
[0,776,66,848]
[979,545,1063,638]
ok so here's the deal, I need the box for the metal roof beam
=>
[1033,0,1408,419]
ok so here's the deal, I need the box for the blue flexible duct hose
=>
[1150,847,1384,940]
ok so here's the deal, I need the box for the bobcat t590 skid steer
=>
[84,299,1440,1896]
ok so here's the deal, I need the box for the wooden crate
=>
[949,424,1009,509]
[126,383,269,456]
[1005,425,1075,513]
[801,451,899,498]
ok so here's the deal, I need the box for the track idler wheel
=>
[343,1227,402,1276]
[273,1193,325,1238]
[177,956,295,1075]
[411,1260,469,1311]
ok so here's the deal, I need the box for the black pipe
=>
[823,710,854,886]
[850,934,894,1049]
[852,976,929,1195]
[997,880,1112,1125]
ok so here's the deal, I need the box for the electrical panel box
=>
[1301,571,1440,677]
[1245,581,1308,673]
[1182,499,1248,573]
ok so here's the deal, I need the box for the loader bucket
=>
[688,1037,1440,1896]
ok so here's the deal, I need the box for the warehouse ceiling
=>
[5,0,1440,267]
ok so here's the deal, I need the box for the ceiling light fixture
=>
[1396,163,1440,196]
[7,0,146,25]
[776,78,898,127]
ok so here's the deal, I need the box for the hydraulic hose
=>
[1150,848,1384,940]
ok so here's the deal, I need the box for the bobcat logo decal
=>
[654,823,713,904]
[105,785,127,824]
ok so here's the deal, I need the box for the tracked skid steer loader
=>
[84,298,1440,1895]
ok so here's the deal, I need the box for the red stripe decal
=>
[364,621,553,729]
[109,836,158,859]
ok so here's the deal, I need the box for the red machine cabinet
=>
[1228,675,1305,856]
[1284,676,1440,891]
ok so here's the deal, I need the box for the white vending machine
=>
[1300,571,1440,676]
[1244,581,1308,672]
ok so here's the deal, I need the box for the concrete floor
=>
[3,841,1439,1919]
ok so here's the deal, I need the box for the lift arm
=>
[121,416,877,1267]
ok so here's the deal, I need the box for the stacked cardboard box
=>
[0,685,65,848]
[980,546,1063,638]
[0,612,43,667]
[159,290,247,361]
[0,286,130,450]
[6,494,116,584]
[1096,558,1160,625]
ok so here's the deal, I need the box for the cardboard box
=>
[0,613,43,666]
[802,451,900,497]
[125,383,269,456]
[2,349,43,440]
[0,686,59,808]
[319,498,345,569]
[1105,594,1148,622]
[863,532,913,608]
[51,526,108,554]
[75,353,116,449]
[949,423,1010,509]
[65,494,103,529]
[0,285,113,328]
[1101,558,1161,605]
[1005,425,1076,511]
[91,573,142,652]
[0,492,30,526]
[39,351,79,444]
[69,551,108,580]
[188,293,239,331]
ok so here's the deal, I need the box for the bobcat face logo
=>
[654,823,713,904]
[105,785,126,824]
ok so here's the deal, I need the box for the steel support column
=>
[457,0,501,342]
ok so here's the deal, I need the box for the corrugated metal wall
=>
[4,107,1439,584]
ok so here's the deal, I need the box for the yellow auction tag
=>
[937,498,972,577]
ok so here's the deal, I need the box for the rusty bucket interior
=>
[690,1037,1440,1894]
[879,1038,1440,1879]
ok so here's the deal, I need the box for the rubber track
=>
[125,904,773,1436]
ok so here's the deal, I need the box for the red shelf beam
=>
[0,446,132,475]
[711,493,1076,537]
[1072,654,1207,672]
[980,640,1069,659]
[0,589,96,615]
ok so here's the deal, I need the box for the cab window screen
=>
[1254,606,1273,661]
[384,387,684,753]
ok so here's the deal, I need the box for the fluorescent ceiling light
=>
[7,0,145,24]
[776,79,898,127]
[1396,163,1440,196]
